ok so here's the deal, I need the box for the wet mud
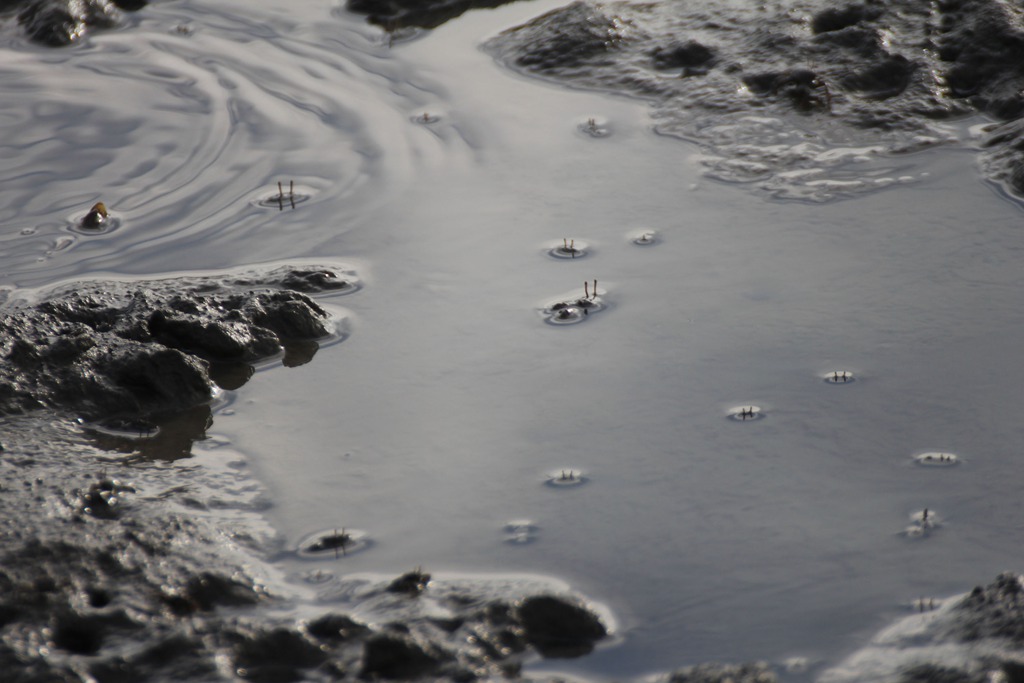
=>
[344,0,529,31]
[5,3,1024,680]
[0,265,348,421]
[0,265,624,683]
[0,416,621,683]
[0,0,147,46]
[1,257,1022,683]
[821,573,1024,683]
[484,0,1024,201]
[667,662,777,683]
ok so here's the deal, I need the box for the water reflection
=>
[0,5,439,286]
[84,403,213,462]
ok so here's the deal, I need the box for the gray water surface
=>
[3,0,1024,679]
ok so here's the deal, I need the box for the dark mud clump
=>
[0,266,341,421]
[979,118,1024,197]
[946,572,1024,643]
[0,418,267,682]
[0,0,147,46]
[388,568,432,595]
[515,594,607,657]
[0,416,624,683]
[345,0,529,31]
[484,0,1024,201]
[668,662,777,683]
[897,664,986,683]
[821,572,1024,683]
[360,632,451,679]
[508,1,627,72]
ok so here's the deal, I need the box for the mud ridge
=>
[0,0,147,46]
[0,265,351,422]
[483,0,1024,201]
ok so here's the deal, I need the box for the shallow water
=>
[4,0,1024,679]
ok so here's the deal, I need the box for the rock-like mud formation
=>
[0,416,615,683]
[484,0,1024,201]
[0,266,347,421]
[820,573,1024,683]
[667,662,777,683]
[0,0,147,46]
[345,0,528,30]
[0,265,623,683]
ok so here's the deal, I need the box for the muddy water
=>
[4,0,1024,680]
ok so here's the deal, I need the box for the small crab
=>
[307,528,352,557]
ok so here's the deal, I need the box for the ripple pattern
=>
[0,3,451,285]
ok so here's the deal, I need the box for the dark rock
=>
[360,633,449,679]
[514,594,606,658]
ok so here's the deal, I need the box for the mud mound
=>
[820,573,1024,683]
[346,0,530,30]
[484,0,1024,201]
[0,266,347,420]
[0,416,618,683]
[0,0,147,46]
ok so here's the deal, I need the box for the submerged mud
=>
[484,0,1024,201]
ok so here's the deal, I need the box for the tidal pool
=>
[3,0,1024,680]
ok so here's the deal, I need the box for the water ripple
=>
[0,3,450,286]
